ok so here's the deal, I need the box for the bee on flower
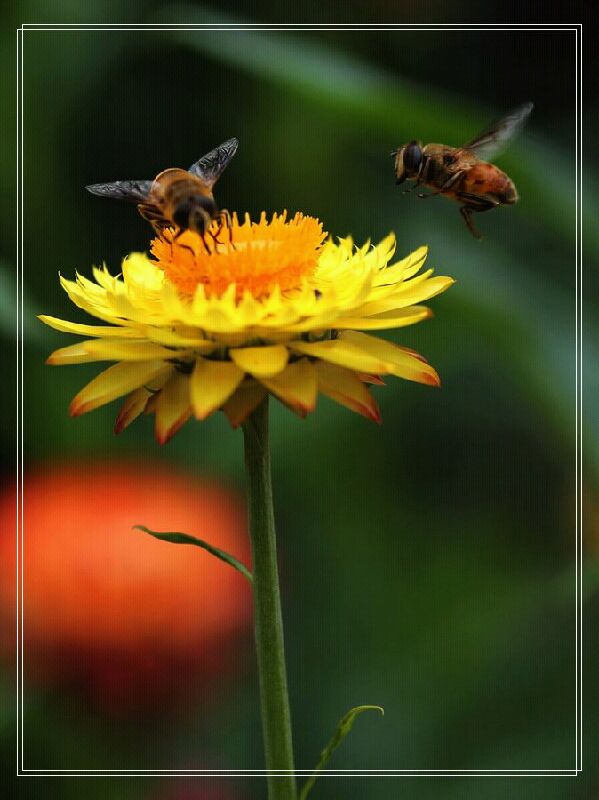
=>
[40,211,454,443]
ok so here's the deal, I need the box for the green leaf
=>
[0,259,47,346]
[133,525,253,584]
[299,705,384,799]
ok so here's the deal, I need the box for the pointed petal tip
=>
[192,407,217,422]
[289,399,316,417]
[154,409,192,445]
[356,372,386,386]
[300,399,317,414]
[154,425,173,446]
[278,399,312,419]
[69,397,99,417]
[222,409,243,430]
[420,370,441,387]
[397,347,428,364]
[364,404,382,424]
[359,394,381,424]
[68,400,83,417]
[113,408,132,434]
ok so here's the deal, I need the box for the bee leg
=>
[153,221,166,238]
[412,154,437,192]
[214,210,232,240]
[210,219,223,245]
[457,194,498,240]
[168,226,197,258]
[415,154,429,185]
[202,231,215,254]
[417,170,464,199]
[218,208,236,250]
[205,217,221,248]
[209,215,228,251]
[155,222,180,260]
[139,205,171,235]
[459,206,484,240]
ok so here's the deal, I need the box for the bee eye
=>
[403,142,422,173]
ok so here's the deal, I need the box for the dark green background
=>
[3,3,597,800]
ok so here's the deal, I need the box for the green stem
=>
[242,397,296,800]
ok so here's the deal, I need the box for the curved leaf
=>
[133,525,253,584]
[299,705,384,799]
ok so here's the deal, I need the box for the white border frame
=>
[16,21,583,779]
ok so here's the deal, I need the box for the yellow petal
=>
[49,338,190,364]
[338,331,440,386]
[290,339,390,373]
[314,361,381,422]
[83,339,192,362]
[59,275,124,325]
[229,345,289,377]
[333,306,432,330]
[222,382,267,429]
[356,372,386,386]
[190,358,244,420]
[69,361,172,417]
[260,358,317,415]
[143,328,218,349]
[144,392,159,415]
[401,246,430,279]
[357,275,455,315]
[373,245,428,286]
[114,387,153,434]
[154,370,192,444]
[38,315,142,338]
[47,342,102,365]
[114,368,173,433]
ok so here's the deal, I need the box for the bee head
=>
[173,195,217,233]
[394,140,423,184]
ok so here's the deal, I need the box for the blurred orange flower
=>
[0,461,252,711]
[155,784,243,800]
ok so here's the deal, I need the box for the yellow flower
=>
[40,211,454,443]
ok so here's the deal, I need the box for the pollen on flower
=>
[151,211,326,300]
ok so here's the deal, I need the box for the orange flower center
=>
[151,211,326,300]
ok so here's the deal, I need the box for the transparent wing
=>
[188,137,239,187]
[85,180,153,202]
[461,102,533,161]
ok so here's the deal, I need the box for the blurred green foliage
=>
[3,4,597,800]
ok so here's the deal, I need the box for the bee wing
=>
[85,180,153,202]
[188,137,239,187]
[461,102,533,161]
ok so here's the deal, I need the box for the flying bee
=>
[392,103,533,239]
[85,137,239,242]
